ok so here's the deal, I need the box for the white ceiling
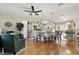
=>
[0,3,79,23]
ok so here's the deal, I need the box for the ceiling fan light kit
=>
[32,13,36,16]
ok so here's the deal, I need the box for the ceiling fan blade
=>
[35,10,42,13]
[24,10,32,12]
[30,13,32,15]
[35,13,39,15]
[31,6,34,12]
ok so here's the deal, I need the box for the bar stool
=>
[33,31,41,42]
[51,35,56,42]
[55,31,62,45]
[33,30,37,42]
[36,34,41,42]
[43,32,50,43]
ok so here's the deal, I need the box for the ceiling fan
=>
[24,6,42,16]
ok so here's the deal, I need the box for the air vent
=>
[57,3,63,6]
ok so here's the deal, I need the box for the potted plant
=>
[16,22,24,39]
[16,23,24,33]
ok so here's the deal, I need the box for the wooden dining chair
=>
[51,35,56,42]
[43,32,50,43]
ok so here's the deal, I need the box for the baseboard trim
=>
[16,47,28,55]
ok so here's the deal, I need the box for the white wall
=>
[22,21,28,38]
[74,17,79,33]
[0,16,27,32]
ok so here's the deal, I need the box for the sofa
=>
[1,31,25,55]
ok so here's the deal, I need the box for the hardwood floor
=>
[17,38,79,55]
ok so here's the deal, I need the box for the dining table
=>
[35,30,56,42]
